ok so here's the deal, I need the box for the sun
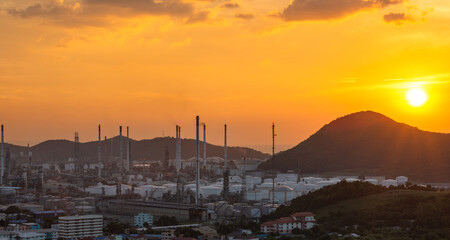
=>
[406,88,428,107]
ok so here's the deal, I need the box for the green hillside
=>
[264,182,450,239]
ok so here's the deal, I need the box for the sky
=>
[0,0,449,153]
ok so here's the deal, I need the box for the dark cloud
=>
[8,0,194,26]
[383,12,411,24]
[235,13,254,20]
[280,0,404,21]
[185,10,210,24]
[221,3,240,9]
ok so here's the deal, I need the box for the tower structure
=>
[203,124,206,167]
[98,125,102,179]
[127,126,130,171]
[74,132,80,173]
[119,126,123,171]
[195,116,200,206]
[1,125,4,185]
[223,124,229,202]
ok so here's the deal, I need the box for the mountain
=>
[258,111,450,182]
[4,137,270,163]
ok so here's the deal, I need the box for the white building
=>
[134,213,153,227]
[261,212,316,233]
[0,232,45,240]
[58,215,103,239]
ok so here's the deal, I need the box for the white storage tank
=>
[201,186,222,198]
[252,177,262,185]
[246,191,262,201]
[381,179,398,187]
[345,178,360,183]
[364,179,379,185]
[272,185,294,204]
[396,176,408,185]
[263,178,273,184]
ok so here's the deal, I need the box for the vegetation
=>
[262,181,450,240]
[174,227,203,238]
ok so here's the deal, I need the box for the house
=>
[260,212,315,233]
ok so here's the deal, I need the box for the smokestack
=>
[195,116,200,206]
[119,126,123,171]
[272,122,276,206]
[1,125,4,185]
[203,124,206,167]
[224,124,227,168]
[175,125,180,172]
[126,127,129,171]
[223,124,229,202]
[98,125,101,179]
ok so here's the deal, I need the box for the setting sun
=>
[406,88,428,107]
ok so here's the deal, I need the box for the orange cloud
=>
[280,0,404,21]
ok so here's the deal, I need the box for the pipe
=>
[127,126,130,171]
[98,124,101,179]
[196,116,200,206]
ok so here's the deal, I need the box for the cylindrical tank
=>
[396,176,408,185]
[381,179,398,187]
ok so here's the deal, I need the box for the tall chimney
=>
[119,126,123,171]
[223,124,229,202]
[272,122,276,206]
[175,126,179,172]
[195,116,200,206]
[1,125,4,185]
[98,124,101,179]
[178,126,181,171]
[127,126,130,171]
[203,124,206,167]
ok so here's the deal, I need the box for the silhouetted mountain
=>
[258,111,450,182]
[5,137,270,163]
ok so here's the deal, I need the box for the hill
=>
[263,182,450,239]
[4,137,270,163]
[258,111,450,182]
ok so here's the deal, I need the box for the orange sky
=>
[0,0,449,153]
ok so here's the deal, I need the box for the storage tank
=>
[252,177,262,185]
[345,178,359,183]
[272,185,294,204]
[302,177,323,184]
[263,178,273,184]
[152,186,169,199]
[396,176,408,185]
[364,179,379,185]
[382,179,398,187]
[246,191,262,201]
[201,186,222,198]
[304,184,319,192]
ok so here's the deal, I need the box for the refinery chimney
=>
[203,124,206,167]
[223,124,229,202]
[195,116,200,206]
[176,125,181,172]
[98,124,101,179]
[127,126,130,171]
[119,126,123,171]
[1,125,4,185]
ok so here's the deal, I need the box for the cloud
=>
[185,10,210,24]
[221,3,240,9]
[280,0,404,21]
[8,0,194,26]
[383,12,412,25]
[235,13,254,20]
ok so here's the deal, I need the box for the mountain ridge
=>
[258,111,450,182]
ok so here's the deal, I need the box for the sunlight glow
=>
[406,88,428,107]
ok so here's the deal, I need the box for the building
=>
[261,212,315,234]
[0,231,45,240]
[58,215,103,239]
[135,213,154,227]
[103,200,206,222]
